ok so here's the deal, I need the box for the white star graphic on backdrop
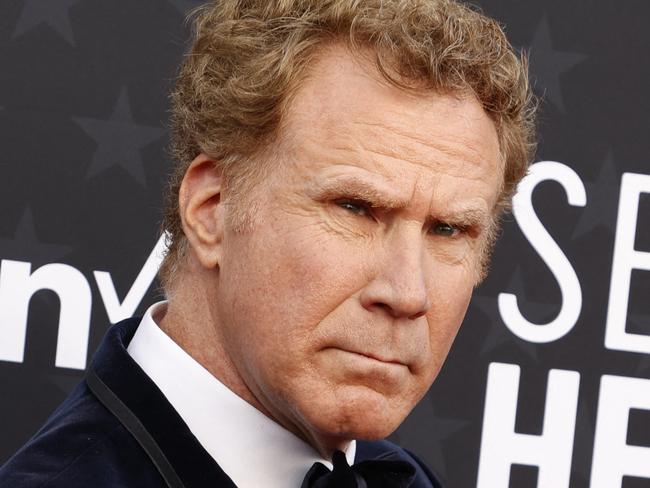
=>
[12,0,81,45]
[572,150,619,239]
[73,88,165,186]
[525,16,587,112]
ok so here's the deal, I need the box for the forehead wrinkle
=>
[287,109,492,179]
[352,119,496,172]
[298,132,496,217]
[353,144,492,190]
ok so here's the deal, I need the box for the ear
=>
[179,153,226,269]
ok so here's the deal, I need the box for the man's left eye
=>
[431,222,459,237]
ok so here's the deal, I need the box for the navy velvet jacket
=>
[0,318,443,487]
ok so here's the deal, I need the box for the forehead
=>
[277,45,503,205]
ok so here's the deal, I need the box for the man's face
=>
[212,47,502,447]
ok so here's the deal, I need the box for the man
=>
[0,0,535,486]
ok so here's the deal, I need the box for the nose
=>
[359,230,431,320]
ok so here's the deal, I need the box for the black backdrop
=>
[1,1,649,487]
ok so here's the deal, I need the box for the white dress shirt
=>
[127,301,356,488]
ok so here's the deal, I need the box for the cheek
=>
[217,222,375,415]
[422,269,474,367]
[220,220,368,350]
[269,224,369,320]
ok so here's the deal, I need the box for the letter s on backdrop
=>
[498,161,586,343]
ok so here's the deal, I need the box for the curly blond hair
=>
[160,0,536,291]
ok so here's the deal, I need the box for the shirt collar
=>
[127,301,356,488]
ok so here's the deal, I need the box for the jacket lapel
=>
[87,318,237,488]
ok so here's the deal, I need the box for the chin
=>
[302,385,410,441]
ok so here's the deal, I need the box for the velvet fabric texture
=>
[0,318,442,487]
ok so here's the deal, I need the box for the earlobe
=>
[178,153,226,269]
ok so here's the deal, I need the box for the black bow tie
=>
[301,450,416,488]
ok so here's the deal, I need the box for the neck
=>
[160,272,354,460]
[159,277,249,414]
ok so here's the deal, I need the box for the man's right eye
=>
[335,200,371,217]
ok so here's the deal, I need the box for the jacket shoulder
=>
[0,381,164,488]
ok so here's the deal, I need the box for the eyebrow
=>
[431,207,490,229]
[308,176,408,209]
[309,176,492,229]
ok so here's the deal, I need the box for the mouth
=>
[331,348,407,368]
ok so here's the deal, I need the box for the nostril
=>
[365,301,402,318]
[372,302,393,314]
[370,301,427,320]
